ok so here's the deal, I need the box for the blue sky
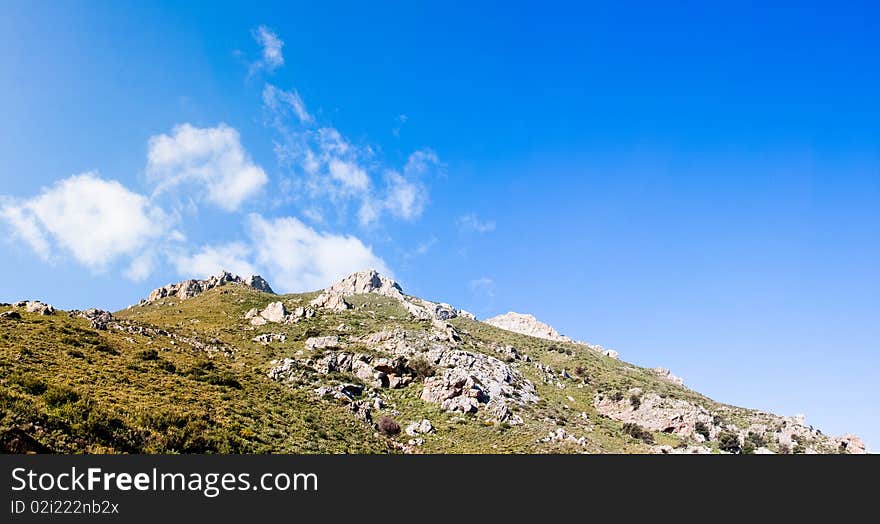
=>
[1,1,877,449]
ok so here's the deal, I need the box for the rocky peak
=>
[483,312,573,343]
[144,270,275,303]
[310,270,467,322]
[324,269,405,299]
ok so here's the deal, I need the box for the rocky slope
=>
[0,270,866,454]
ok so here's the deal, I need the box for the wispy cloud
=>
[265,83,441,227]
[250,25,284,75]
[468,276,495,297]
[458,213,496,233]
[263,83,313,124]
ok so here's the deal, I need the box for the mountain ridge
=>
[0,269,866,454]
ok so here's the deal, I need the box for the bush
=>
[622,423,654,444]
[718,431,741,454]
[185,361,241,389]
[93,343,119,355]
[13,375,47,395]
[694,421,711,440]
[408,356,435,379]
[746,431,765,448]
[611,391,624,402]
[377,416,400,436]
[629,394,641,410]
[742,439,756,454]
[43,385,80,407]
[136,349,159,361]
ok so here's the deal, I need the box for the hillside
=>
[0,270,865,454]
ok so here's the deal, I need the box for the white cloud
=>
[174,242,257,279]
[125,253,156,282]
[458,213,496,233]
[262,75,441,228]
[357,150,437,226]
[468,277,495,297]
[247,213,390,291]
[147,123,268,211]
[404,149,440,177]
[328,159,370,192]
[251,25,284,74]
[0,172,171,271]
[263,83,313,124]
[383,170,426,220]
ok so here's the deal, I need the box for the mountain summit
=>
[0,269,866,454]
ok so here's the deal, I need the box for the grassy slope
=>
[0,283,782,453]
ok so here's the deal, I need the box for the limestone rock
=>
[594,392,717,438]
[1,311,22,320]
[310,269,470,321]
[405,419,434,436]
[252,333,287,345]
[260,301,288,323]
[146,270,274,303]
[833,434,867,454]
[652,367,685,387]
[305,335,342,351]
[23,301,55,315]
[483,312,572,343]
[77,308,113,330]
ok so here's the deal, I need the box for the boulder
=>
[24,301,55,315]
[77,308,113,330]
[0,311,22,320]
[259,301,288,323]
[305,335,342,351]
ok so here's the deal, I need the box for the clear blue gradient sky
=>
[1,1,877,448]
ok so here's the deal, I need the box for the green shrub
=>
[718,431,741,453]
[629,394,641,410]
[43,385,80,407]
[93,343,119,355]
[408,356,435,379]
[694,421,711,440]
[746,431,765,448]
[13,375,47,395]
[622,423,654,444]
[136,349,159,361]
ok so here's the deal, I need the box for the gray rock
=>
[146,270,274,303]
[305,335,342,351]
[24,301,55,315]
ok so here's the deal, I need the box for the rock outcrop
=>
[245,302,314,325]
[145,271,274,303]
[594,390,718,439]
[309,270,471,321]
[483,312,571,342]
[76,308,114,330]
[652,367,685,386]
[15,300,56,315]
